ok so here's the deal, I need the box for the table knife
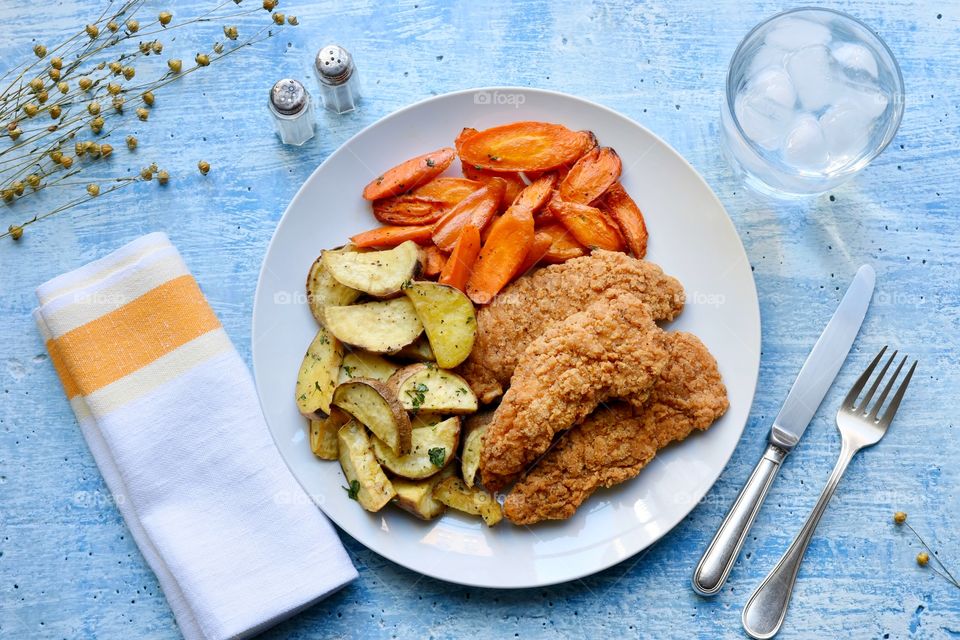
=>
[691,264,875,596]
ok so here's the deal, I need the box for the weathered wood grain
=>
[1,1,958,638]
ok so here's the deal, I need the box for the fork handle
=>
[741,440,857,639]
[692,443,787,596]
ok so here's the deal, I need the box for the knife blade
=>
[691,264,875,596]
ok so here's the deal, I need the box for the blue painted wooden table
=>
[2,1,958,638]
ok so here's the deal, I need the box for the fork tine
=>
[858,350,898,411]
[868,356,907,421]
[843,346,887,409]
[879,360,918,425]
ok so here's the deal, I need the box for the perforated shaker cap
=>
[270,78,308,115]
[315,45,354,85]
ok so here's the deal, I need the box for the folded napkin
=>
[35,232,357,640]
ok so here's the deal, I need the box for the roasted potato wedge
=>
[338,350,399,384]
[410,411,445,428]
[403,282,477,368]
[371,417,460,479]
[322,240,421,297]
[389,364,478,414]
[433,476,503,526]
[325,297,424,353]
[337,419,396,512]
[394,336,435,362]
[309,407,351,460]
[306,246,363,326]
[391,466,455,520]
[295,326,344,419]
[332,378,412,454]
[461,411,493,487]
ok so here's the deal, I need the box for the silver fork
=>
[741,346,918,639]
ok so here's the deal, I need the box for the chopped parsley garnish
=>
[343,479,360,500]
[426,158,436,167]
[314,380,323,392]
[405,382,429,412]
[455,387,467,396]
[342,365,356,378]
[428,447,446,468]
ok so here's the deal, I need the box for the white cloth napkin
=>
[35,232,357,640]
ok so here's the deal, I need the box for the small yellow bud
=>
[195,53,210,66]
[122,66,135,80]
[917,552,929,566]
[86,24,99,39]
[9,224,24,240]
[51,150,63,163]
[87,183,100,197]
[287,15,299,25]
[78,76,93,91]
[34,44,47,58]
[12,181,24,196]
[136,107,149,121]
[126,135,138,150]
[29,78,44,92]
[36,91,48,104]
[50,56,63,69]
[49,104,61,119]
[100,143,113,158]
[158,11,173,25]
[893,511,907,525]
[139,41,151,54]
[2,190,14,202]
[27,174,41,188]
[142,91,155,106]
[149,162,158,172]
[140,167,153,180]
[57,81,68,94]
[151,40,163,54]
[24,103,39,117]
[49,68,61,81]
[126,19,140,33]
[112,96,125,112]
[109,61,122,74]
[83,141,97,153]
[60,155,74,168]
[224,25,238,40]
[273,12,285,25]
[107,82,121,95]
[263,0,277,10]
[167,58,182,73]
[107,20,119,32]
[9,128,22,141]
[198,160,210,175]
[157,169,170,185]
[90,116,104,133]
[213,42,224,54]
[75,141,85,155]
[87,101,101,115]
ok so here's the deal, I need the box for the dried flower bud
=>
[151,40,163,54]
[9,128,22,140]
[87,101,101,115]
[51,56,63,69]
[123,66,135,80]
[917,552,929,567]
[287,15,298,25]
[167,58,182,73]
[24,103,39,117]
[36,91,48,104]
[224,25,238,40]
[136,107,149,121]
[90,116,104,133]
[86,24,99,39]
[195,53,210,66]
[149,162,158,172]
[60,155,74,168]
[100,143,113,158]
[139,41,152,54]
[109,61,122,74]
[2,190,13,202]
[27,174,41,188]
[29,78,44,92]
[49,104,61,119]
[9,224,23,240]
[273,12,285,25]
[126,135,138,150]
[213,42,224,54]
[263,0,277,10]
[34,44,47,58]
[140,167,153,180]
[49,68,61,81]
[126,19,140,33]
[57,81,68,94]
[12,181,24,196]
[198,160,210,175]
[157,169,170,185]
[75,141,85,155]
[112,96,125,112]
[51,150,63,163]
[142,91,155,106]
[84,141,97,153]
[107,20,119,32]
[159,11,173,25]
[107,82,121,95]
[87,183,100,197]
[893,511,907,525]
[79,76,93,91]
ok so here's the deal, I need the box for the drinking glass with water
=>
[721,8,904,196]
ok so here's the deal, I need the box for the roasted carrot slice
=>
[558,147,622,204]
[372,177,483,225]
[600,183,648,258]
[466,208,535,304]
[350,225,433,248]
[454,127,479,152]
[420,245,447,278]
[362,147,456,201]
[514,228,556,276]
[460,162,525,210]
[538,223,588,263]
[439,223,481,291]
[457,122,597,172]
[549,198,625,252]
[431,178,505,251]
[512,172,557,213]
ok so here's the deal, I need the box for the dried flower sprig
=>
[1,0,298,240]
[893,511,959,589]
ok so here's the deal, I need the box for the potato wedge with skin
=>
[295,326,344,419]
[371,417,460,479]
[394,336,435,362]
[389,364,478,414]
[306,247,362,326]
[322,240,421,297]
[338,350,399,384]
[333,378,412,454]
[337,419,396,512]
[391,466,455,520]
[461,411,493,487]
[403,282,477,368]
[410,411,445,428]
[309,407,351,460]
[457,121,597,172]
[325,297,424,354]
[432,476,503,526]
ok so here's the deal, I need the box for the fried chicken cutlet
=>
[479,294,671,492]
[457,250,685,404]
[503,332,728,525]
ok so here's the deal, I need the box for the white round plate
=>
[252,87,760,589]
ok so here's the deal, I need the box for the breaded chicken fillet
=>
[457,251,685,404]
[503,332,728,525]
[479,294,671,492]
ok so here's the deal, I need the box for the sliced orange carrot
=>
[549,197,625,252]
[372,177,483,225]
[600,182,648,258]
[538,223,588,263]
[431,178,505,251]
[362,147,456,201]
[350,225,433,248]
[439,223,481,291]
[514,228,556,276]
[511,172,557,213]
[454,127,479,152]
[457,121,597,172]
[466,208,535,304]
[420,245,447,278]
[460,162,525,210]
[558,147,622,204]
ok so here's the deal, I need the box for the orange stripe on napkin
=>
[50,275,221,398]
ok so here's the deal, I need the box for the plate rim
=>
[252,86,761,588]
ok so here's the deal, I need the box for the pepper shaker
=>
[314,44,361,113]
[268,78,315,146]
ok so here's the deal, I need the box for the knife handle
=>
[692,443,787,596]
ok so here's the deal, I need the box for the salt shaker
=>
[314,44,361,113]
[268,78,315,146]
